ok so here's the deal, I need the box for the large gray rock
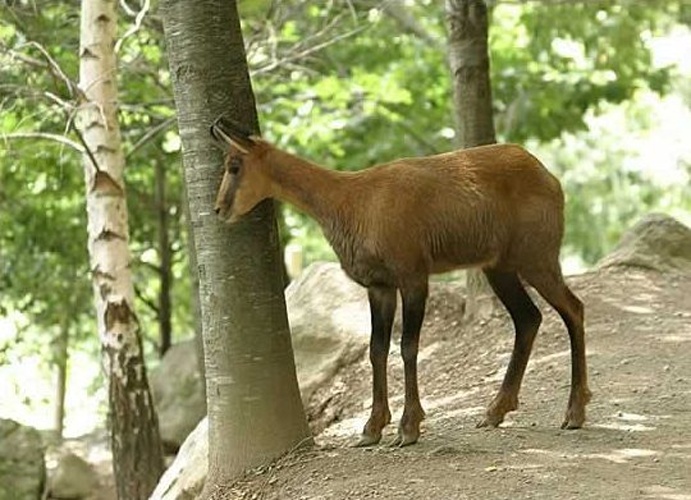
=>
[0,419,45,500]
[47,450,98,499]
[150,340,206,452]
[149,417,207,500]
[286,262,370,405]
[598,213,691,273]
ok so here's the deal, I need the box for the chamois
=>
[210,117,591,447]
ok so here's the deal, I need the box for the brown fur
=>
[213,133,591,446]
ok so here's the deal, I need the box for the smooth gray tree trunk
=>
[446,0,497,322]
[183,184,207,405]
[162,0,311,493]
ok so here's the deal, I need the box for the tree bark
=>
[53,319,69,440]
[155,158,173,357]
[446,0,497,322]
[162,0,311,492]
[446,0,496,147]
[76,1,164,498]
[183,183,207,407]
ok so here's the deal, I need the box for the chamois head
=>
[210,117,271,223]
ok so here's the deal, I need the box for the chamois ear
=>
[210,116,257,154]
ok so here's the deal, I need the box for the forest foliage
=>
[0,0,689,434]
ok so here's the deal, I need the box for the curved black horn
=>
[210,116,253,141]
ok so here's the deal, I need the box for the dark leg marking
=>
[391,282,428,447]
[356,286,397,447]
[523,264,591,429]
[478,269,542,428]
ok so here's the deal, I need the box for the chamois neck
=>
[264,147,348,224]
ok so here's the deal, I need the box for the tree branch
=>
[139,260,163,276]
[17,41,82,99]
[71,123,103,173]
[381,0,441,48]
[115,0,151,53]
[134,284,160,316]
[252,25,367,76]
[1,132,84,153]
[125,116,176,159]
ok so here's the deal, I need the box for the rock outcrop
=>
[598,213,691,273]
[286,262,370,405]
[0,419,45,500]
[150,340,206,452]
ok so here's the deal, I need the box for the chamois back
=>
[320,144,564,283]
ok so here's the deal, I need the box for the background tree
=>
[162,0,311,491]
[446,0,496,320]
[76,0,163,497]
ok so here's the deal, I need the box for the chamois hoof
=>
[560,419,583,430]
[476,414,503,429]
[388,430,419,448]
[560,409,586,430]
[561,388,591,429]
[353,433,382,448]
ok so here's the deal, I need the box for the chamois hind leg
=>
[390,282,428,447]
[522,263,591,429]
[356,286,397,447]
[478,270,542,428]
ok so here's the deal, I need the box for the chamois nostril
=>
[214,207,220,215]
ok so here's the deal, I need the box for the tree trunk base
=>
[462,269,496,324]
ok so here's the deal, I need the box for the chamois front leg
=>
[356,286,397,447]
[390,282,428,447]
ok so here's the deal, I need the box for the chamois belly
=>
[344,260,397,288]
[327,236,397,288]
[426,230,503,274]
[325,215,505,287]
[429,256,497,274]
[336,241,497,286]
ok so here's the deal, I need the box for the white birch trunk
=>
[76,1,163,498]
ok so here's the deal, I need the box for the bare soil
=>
[222,266,691,500]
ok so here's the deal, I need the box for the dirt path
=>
[225,267,691,500]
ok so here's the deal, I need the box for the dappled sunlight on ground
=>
[592,411,661,432]
[621,304,656,314]
[318,415,367,444]
[521,446,660,464]
[641,486,691,500]
[431,405,485,422]
[422,386,482,413]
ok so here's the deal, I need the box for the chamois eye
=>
[228,157,242,175]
